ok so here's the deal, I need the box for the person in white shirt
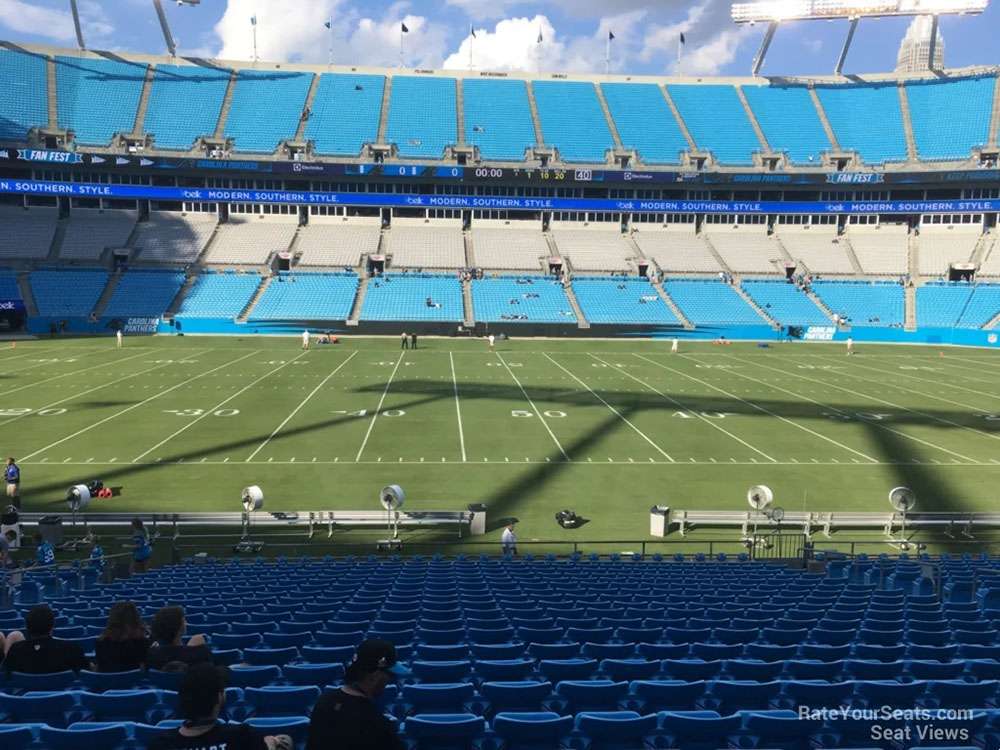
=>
[116,329,123,349]
[488,334,495,352]
[501,523,517,556]
[671,338,679,354]
[302,329,310,350]
[846,337,854,356]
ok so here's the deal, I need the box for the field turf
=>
[3,335,1000,549]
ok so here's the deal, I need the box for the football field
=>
[3,335,1000,546]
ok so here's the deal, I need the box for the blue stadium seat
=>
[572,278,678,325]
[245,716,311,745]
[552,680,628,712]
[361,275,464,322]
[742,85,831,164]
[663,279,764,325]
[224,70,313,153]
[741,280,830,326]
[55,56,146,145]
[0,691,78,727]
[667,85,760,165]
[144,64,229,150]
[386,76,457,159]
[574,711,658,749]
[601,83,688,165]
[402,682,476,714]
[176,272,261,319]
[403,713,486,748]
[226,665,282,688]
[816,83,907,164]
[40,724,129,750]
[533,81,614,163]
[244,685,321,716]
[30,269,109,318]
[472,277,575,324]
[305,74,385,156]
[462,79,535,161]
[250,272,358,321]
[79,690,160,723]
[283,662,345,687]
[491,711,574,749]
[906,76,995,160]
[0,49,48,140]
[103,270,186,318]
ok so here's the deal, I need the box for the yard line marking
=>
[496,352,569,461]
[545,353,673,462]
[724,353,988,458]
[635,353,879,464]
[449,352,467,463]
[246,351,358,462]
[590,353,775,463]
[0,345,118,396]
[20,350,259,461]
[712,352,978,464]
[133,350,307,463]
[355,352,405,462]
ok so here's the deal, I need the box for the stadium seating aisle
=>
[916,282,975,328]
[386,76,458,159]
[29,268,108,317]
[667,84,760,166]
[142,64,230,150]
[304,73,385,157]
[811,280,905,327]
[741,85,831,164]
[777,227,855,275]
[572,277,679,325]
[131,212,218,264]
[224,70,313,153]
[662,279,764,325]
[54,56,147,146]
[471,276,575,323]
[532,81,615,163]
[462,79,536,161]
[815,83,907,164]
[103,270,186,319]
[956,283,1000,328]
[0,49,48,140]
[633,229,721,274]
[203,217,298,265]
[249,273,358,321]
[601,83,688,165]
[174,271,262,319]
[905,76,995,161]
[3,556,1000,750]
[740,280,830,326]
[361,275,464,322]
[0,207,59,259]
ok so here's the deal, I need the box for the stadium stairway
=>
[212,70,238,140]
[163,272,200,319]
[700,235,734,275]
[461,279,475,328]
[733,86,771,156]
[972,232,994,268]
[236,275,271,322]
[376,74,392,145]
[346,277,369,327]
[45,55,57,128]
[593,82,624,155]
[651,279,694,329]
[734,283,779,328]
[15,272,37,316]
[659,85,698,153]
[985,309,1000,329]
[840,235,866,275]
[897,82,918,162]
[293,75,321,143]
[563,280,590,329]
[905,284,918,331]
[808,87,841,151]
[908,232,919,285]
[991,81,1000,146]
[525,81,545,148]
[802,287,838,325]
[128,64,155,142]
[90,271,122,318]
[44,217,68,262]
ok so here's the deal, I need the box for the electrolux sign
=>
[2,178,999,215]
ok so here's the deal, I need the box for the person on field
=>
[846,337,854,356]
[671,338,679,354]
[116,328,123,349]
[400,331,409,350]
[488,333,495,352]
[410,332,417,350]
[302,329,310,350]
[501,522,518,556]
[4,458,19,509]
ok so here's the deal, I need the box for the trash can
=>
[649,505,670,537]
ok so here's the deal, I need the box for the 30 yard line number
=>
[163,408,240,417]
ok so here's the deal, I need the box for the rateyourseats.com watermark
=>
[798,706,977,743]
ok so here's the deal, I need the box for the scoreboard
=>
[348,164,614,183]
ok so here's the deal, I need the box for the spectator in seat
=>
[306,639,408,750]
[146,605,211,671]
[2,604,90,675]
[96,601,151,672]
[149,662,292,750]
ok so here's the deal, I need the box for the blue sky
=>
[0,0,997,76]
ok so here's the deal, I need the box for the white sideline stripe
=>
[20,350,260,461]
[713,352,978,464]
[134,350,309,463]
[497,352,569,461]
[589,353,776,463]
[449,352,467,463]
[635,353,880,464]
[355,352,404,462]
[730,353,984,461]
[545,353,674,463]
[246,351,358,462]
[0,348,176,421]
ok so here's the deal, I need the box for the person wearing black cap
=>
[306,639,408,750]
[148,662,292,750]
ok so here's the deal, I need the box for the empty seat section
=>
[471,276,575,323]
[633,229,720,273]
[175,272,262,318]
[551,229,633,271]
[778,228,854,275]
[305,74,385,156]
[816,84,907,164]
[133,212,218,263]
[250,273,358,320]
[143,64,230,150]
[30,269,108,317]
[224,70,313,153]
[704,227,783,274]
[741,85,830,164]
[472,226,548,271]
[386,225,464,269]
[847,225,908,275]
[906,76,995,161]
[662,279,763,325]
[981,238,1000,277]
[59,209,137,260]
[204,218,297,265]
[573,278,678,325]
[601,83,687,165]
[667,85,759,165]
[0,206,58,259]
[0,49,48,140]
[0,271,21,301]
[296,223,379,267]
[386,77,457,159]
[361,275,463,321]
[55,56,146,146]
[104,270,185,318]
[741,280,829,326]
[533,81,614,163]
[811,281,904,327]
[918,227,981,277]
[957,284,1000,327]
[916,283,975,327]
[462,79,535,161]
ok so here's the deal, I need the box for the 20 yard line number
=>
[0,408,67,417]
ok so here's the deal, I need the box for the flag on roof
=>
[250,15,256,26]
[470,25,476,38]
[537,29,543,43]
[608,31,615,41]
[401,22,409,33]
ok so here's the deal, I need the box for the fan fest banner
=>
[2,177,999,215]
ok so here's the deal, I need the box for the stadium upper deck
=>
[0,44,998,171]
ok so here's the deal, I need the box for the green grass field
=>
[3,335,1000,550]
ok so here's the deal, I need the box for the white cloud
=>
[0,0,113,45]
[640,0,753,75]
[214,0,344,62]
[346,12,449,69]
